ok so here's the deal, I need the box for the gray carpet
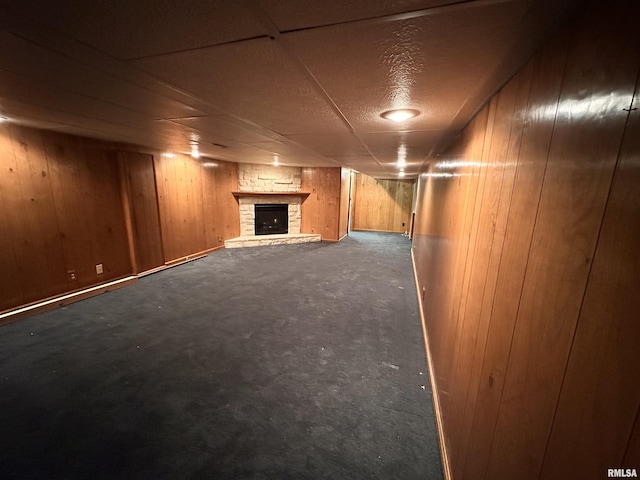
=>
[0,231,443,479]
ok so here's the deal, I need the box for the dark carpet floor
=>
[0,231,443,480]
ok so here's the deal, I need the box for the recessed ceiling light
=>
[399,171,406,177]
[380,109,420,123]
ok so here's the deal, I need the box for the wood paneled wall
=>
[153,155,238,262]
[351,173,414,233]
[412,1,640,479]
[301,167,343,241]
[0,124,131,312]
[119,151,164,274]
[338,167,351,240]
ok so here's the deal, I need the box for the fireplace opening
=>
[255,204,288,235]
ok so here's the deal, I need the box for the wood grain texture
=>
[155,155,239,262]
[338,167,350,240]
[120,151,164,273]
[300,167,341,241]
[411,1,640,478]
[203,160,239,248]
[486,5,639,477]
[539,73,640,479]
[0,125,131,312]
[449,67,530,480]
[351,173,414,233]
[462,32,570,478]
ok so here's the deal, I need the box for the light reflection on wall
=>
[526,90,633,122]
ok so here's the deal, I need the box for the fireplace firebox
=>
[255,204,288,235]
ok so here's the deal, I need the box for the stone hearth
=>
[225,164,320,248]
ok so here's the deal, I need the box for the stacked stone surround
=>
[238,163,301,193]
[236,164,304,237]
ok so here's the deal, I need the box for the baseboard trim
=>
[0,248,224,325]
[411,248,453,480]
[0,276,138,326]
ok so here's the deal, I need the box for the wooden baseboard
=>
[0,246,226,326]
[351,228,406,234]
[0,276,138,326]
[411,248,453,480]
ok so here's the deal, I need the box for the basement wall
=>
[351,173,414,233]
[411,1,640,478]
[300,166,346,241]
[1,126,347,315]
[0,125,131,312]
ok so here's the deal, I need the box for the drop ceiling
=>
[0,0,580,178]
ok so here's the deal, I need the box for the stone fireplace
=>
[238,194,302,236]
[225,163,321,248]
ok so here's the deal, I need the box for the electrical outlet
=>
[96,263,104,275]
[217,235,223,242]
[67,270,77,281]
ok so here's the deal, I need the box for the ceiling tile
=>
[132,37,349,135]
[358,130,443,159]
[257,0,460,31]
[284,1,530,133]
[1,1,269,60]
[168,116,277,144]
[283,133,369,156]
[0,32,205,121]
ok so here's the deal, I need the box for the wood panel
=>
[0,125,131,313]
[0,123,29,309]
[338,167,350,240]
[411,1,640,478]
[539,72,640,479]
[9,127,67,301]
[462,31,570,479]
[300,167,341,241]
[351,173,414,233]
[448,65,530,479]
[119,151,164,273]
[154,154,239,261]
[202,160,239,249]
[486,4,639,477]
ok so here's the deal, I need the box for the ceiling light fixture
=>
[399,171,406,178]
[380,109,420,123]
[273,155,279,166]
